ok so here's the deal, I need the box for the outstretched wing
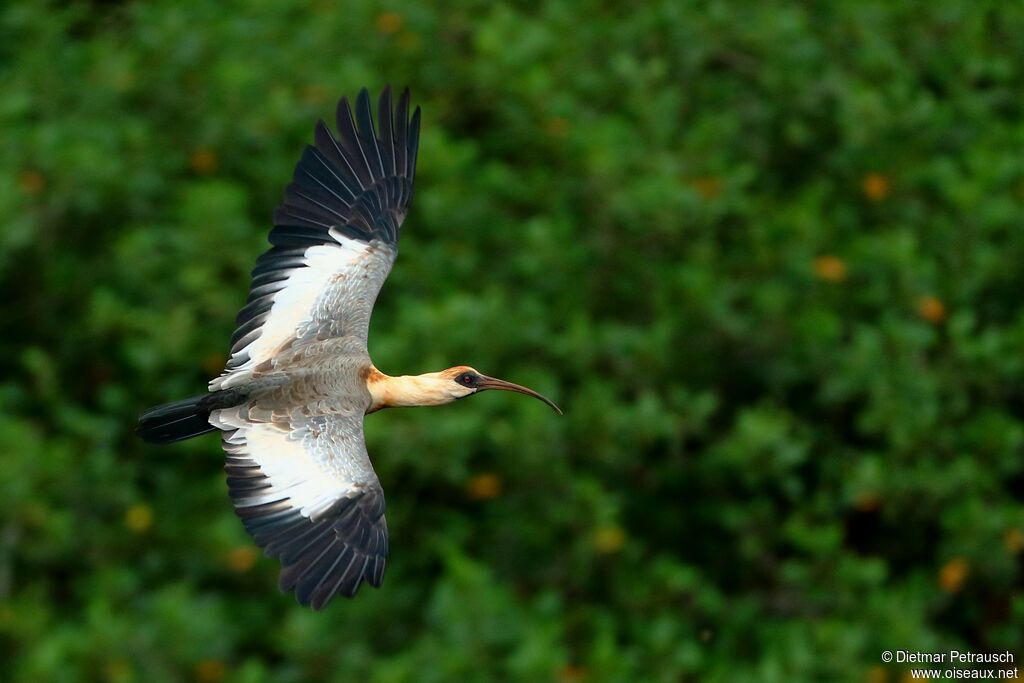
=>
[213,87,421,391]
[212,405,388,609]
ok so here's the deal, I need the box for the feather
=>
[211,408,390,608]
[213,88,419,390]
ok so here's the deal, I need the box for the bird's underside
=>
[138,87,561,610]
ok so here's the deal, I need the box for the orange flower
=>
[691,176,722,200]
[189,148,218,175]
[813,255,847,283]
[854,491,882,512]
[466,473,502,500]
[376,11,403,34]
[203,353,228,377]
[917,296,946,324]
[226,546,258,573]
[558,665,587,683]
[938,557,969,593]
[18,170,45,195]
[124,504,153,533]
[545,117,569,138]
[397,31,421,51]
[1004,528,1024,554]
[104,659,132,683]
[862,173,889,201]
[864,665,888,683]
[195,659,226,683]
[301,84,329,105]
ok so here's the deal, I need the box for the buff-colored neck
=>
[365,366,462,413]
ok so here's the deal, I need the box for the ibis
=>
[138,87,561,609]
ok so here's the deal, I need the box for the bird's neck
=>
[365,367,456,412]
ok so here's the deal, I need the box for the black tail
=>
[138,394,216,444]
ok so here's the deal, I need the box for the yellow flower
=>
[813,255,847,283]
[862,172,889,201]
[917,296,946,324]
[592,525,625,554]
[466,473,502,500]
[938,557,969,593]
[124,504,153,533]
[103,659,132,683]
[397,31,421,51]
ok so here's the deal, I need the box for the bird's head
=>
[436,366,562,414]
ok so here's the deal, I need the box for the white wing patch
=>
[211,233,393,391]
[212,405,389,606]
[211,405,369,518]
[229,422,345,519]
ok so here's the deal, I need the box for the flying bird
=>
[138,87,561,609]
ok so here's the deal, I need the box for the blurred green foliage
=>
[2,0,1024,681]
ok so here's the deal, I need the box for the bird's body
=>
[138,88,560,609]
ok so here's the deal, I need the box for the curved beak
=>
[476,375,563,415]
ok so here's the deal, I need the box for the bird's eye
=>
[458,373,476,386]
